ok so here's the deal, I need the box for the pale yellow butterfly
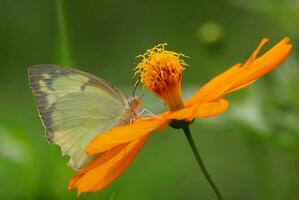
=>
[28,65,141,170]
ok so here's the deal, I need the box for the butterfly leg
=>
[119,119,131,125]
[138,109,162,119]
[129,118,135,125]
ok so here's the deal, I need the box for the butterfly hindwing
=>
[28,65,128,170]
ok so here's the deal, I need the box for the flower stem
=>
[56,0,71,66]
[182,125,223,200]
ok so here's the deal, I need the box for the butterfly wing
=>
[28,65,129,170]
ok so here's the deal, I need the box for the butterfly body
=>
[28,65,140,170]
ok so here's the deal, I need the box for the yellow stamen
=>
[134,44,187,111]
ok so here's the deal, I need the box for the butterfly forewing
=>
[28,65,128,170]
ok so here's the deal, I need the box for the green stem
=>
[182,125,223,200]
[56,0,71,65]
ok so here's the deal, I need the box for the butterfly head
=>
[128,96,141,110]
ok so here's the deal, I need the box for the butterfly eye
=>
[134,97,141,108]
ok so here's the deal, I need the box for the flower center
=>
[134,44,187,111]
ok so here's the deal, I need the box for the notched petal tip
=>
[281,37,290,44]
[186,37,292,105]
[243,38,269,67]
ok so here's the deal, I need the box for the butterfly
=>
[28,65,142,170]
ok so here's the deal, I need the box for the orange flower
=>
[69,38,292,195]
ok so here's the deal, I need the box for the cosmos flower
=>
[69,37,292,195]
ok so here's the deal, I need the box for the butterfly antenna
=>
[132,77,141,97]
[132,77,135,96]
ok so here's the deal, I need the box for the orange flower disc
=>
[135,44,187,111]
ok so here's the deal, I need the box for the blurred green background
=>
[0,0,299,199]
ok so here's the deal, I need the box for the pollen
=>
[135,44,187,111]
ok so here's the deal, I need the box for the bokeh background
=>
[1,0,299,199]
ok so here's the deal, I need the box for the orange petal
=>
[69,143,127,190]
[166,99,229,121]
[187,37,292,105]
[69,135,148,195]
[186,63,242,105]
[227,37,292,92]
[86,118,170,155]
